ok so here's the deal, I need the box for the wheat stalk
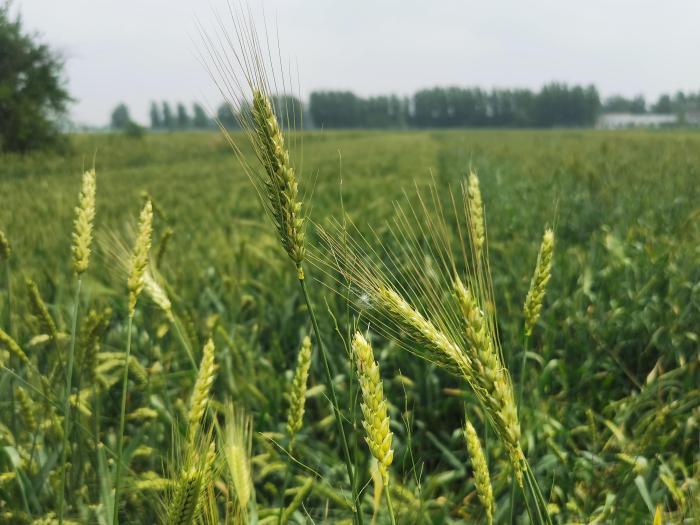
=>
[113,199,154,524]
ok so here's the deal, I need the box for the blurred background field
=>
[1,129,698,522]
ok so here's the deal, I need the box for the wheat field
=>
[1,125,699,524]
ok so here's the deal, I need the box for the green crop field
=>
[1,129,699,524]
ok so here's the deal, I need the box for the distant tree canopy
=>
[146,101,212,130]
[310,83,600,129]
[603,95,647,114]
[0,4,71,152]
[110,103,132,129]
[122,87,700,134]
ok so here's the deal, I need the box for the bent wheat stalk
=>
[113,199,153,524]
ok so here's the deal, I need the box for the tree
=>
[192,103,210,129]
[161,101,174,130]
[216,102,239,129]
[652,94,672,114]
[110,103,131,129]
[176,102,189,129]
[0,4,71,152]
[149,101,162,129]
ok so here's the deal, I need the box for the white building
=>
[597,113,678,129]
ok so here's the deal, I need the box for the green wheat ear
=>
[467,170,485,260]
[524,228,555,336]
[71,169,96,275]
[286,335,312,445]
[127,199,153,317]
[0,230,10,261]
[187,339,217,442]
[251,90,305,275]
[464,418,494,525]
[351,331,394,484]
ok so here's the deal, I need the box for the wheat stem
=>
[298,274,362,525]
[58,277,82,525]
[113,314,133,525]
[385,484,397,525]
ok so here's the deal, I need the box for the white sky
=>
[14,0,700,126]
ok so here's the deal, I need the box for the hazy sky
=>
[14,1,700,126]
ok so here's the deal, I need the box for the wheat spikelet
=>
[127,200,153,317]
[222,403,253,511]
[187,339,216,441]
[25,278,58,341]
[286,336,312,444]
[71,169,96,275]
[352,332,394,484]
[467,170,485,260]
[251,90,305,274]
[523,228,554,336]
[464,419,494,525]
[0,328,30,367]
[0,230,10,261]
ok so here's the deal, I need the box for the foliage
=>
[0,3,70,153]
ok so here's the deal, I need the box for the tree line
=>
[111,86,700,134]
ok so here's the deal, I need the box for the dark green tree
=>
[110,103,131,129]
[161,101,174,130]
[192,103,210,129]
[652,94,672,114]
[149,101,162,129]
[0,3,71,152]
[176,102,189,129]
[216,102,239,129]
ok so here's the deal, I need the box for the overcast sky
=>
[14,1,700,126]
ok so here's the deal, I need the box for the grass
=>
[0,128,699,523]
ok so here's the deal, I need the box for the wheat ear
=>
[167,441,215,525]
[222,403,254,512]
[71,169,96,275]
[454,277,524,484]
[467,170,485,260]
[127,200,153,317]
[464,419,494,525]
[187,339,216,442]
[0,328,30,367]
[286,336,312,446]
[251,90,305,276]
[352,332,394,484]
[0,230,10,261]
[25,278,58,342]
[523,228,554,336]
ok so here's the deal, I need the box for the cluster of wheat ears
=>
[0,19,572,525]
